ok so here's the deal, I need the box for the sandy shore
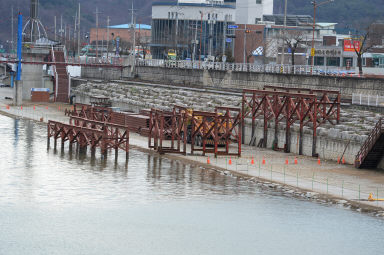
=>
[1,87,383,217]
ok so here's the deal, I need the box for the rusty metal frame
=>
[263,85,341,125]
[148,108,187,155]
[65,103,112,122]
[242,89,339,156]
[48,119,129,159]
[190,110,217,156]
[214,107,242,157]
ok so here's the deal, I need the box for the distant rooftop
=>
[108,24,151,30]
[316,23,338,27]
[153,1,236,9]
[263,15,314,26]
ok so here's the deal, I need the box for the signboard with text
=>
[343,39,360,52]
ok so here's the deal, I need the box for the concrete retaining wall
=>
[81,65,384,97]
[242,125,360,165]
[21,64,44,100]
[135,66,384,97]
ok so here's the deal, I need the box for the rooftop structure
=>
[23,0,48,44]
[236,0,273,25]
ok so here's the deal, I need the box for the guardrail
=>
[135,59,358,77]
[65,56,123,65]
[51,46,59,100]
[352,94,384,107]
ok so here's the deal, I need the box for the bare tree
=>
[136,33,151,59]
[351,23,380,76]
[281,30,305,67]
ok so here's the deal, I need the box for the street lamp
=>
[310,0,334,69]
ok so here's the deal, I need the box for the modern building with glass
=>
[151,0,236,60]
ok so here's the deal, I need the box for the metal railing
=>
[352,94,384,107]
[51,46,59,100]
[135,59,358,77]
[355,118,383,168]
[65,56,123,65]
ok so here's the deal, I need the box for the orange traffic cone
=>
[20,106,23,110]
[251,157,255,165]
[342,157,345,164]
[317,158,321,165]
[6,105,9,110]
[46,106,48,110]
[207,156,211,164]
[33,105,36,110]
[294,157,298,165]
[337,157,340,164]
[262,157,266,165]
[228,157,232,165]
[285,158,289,165]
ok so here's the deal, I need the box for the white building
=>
[236,0,273,25]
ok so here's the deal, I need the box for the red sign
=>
[343,39,360,52]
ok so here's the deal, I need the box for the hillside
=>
[0,0,383,49]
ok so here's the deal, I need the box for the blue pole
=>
[16,12,22,81]
[11,73,14,88]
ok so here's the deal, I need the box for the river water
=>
[0,114,383,255]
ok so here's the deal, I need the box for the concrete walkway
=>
[1,87,383,211]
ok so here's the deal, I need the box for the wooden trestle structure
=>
[49,84,340,161]
[148,107,188,155]
[242,86,340,156]
[47,115,129,159]
[148,106,242,157]
[65,103,112,122]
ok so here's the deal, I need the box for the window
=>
[326,57,340,67]
[314,56,324,66]
[256,0,262,4]
[378,57,384,68]
[362,58,366,66]
[343,57,353,67]
[255,18,261,24]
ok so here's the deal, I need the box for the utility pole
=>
[175,0,179,57]
[243,24,247,64]
[78,3,81,56]
[74,11,77,55]
[11,6,14,53]
[54,16,56,41]
[60,15,63,43]
[222,15,227,57]
[281,0,287,65]
[199,11,203,65]
[129,1,136,57]
[95,7,100,58]
[311,0,334,70]
[106,16,110,58]
[192,20,198,61]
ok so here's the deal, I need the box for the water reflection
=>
[1,115,384,255]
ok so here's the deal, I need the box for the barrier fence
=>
[201,155,384,206]
[352,93,384,107]
[136,59,358,77]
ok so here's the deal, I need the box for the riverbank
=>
[0,88,383,217]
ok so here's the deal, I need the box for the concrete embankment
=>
[72,80,383,166]
[80,65,384,98]
[0,89,384,215]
